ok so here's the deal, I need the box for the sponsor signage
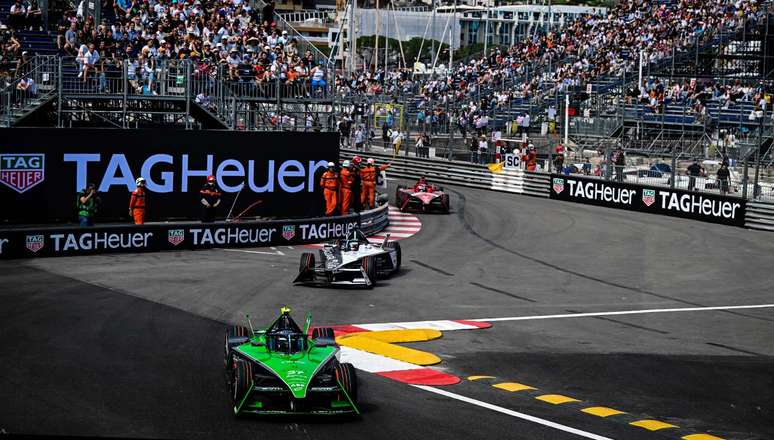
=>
[1,153,45,193]
[0,129,339,223]
[549,174,746,227]
[0,214,361,259]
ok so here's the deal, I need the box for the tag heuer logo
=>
[25,234,44,253]
[552,177,565,194]
[168,229,185,246]
[642,189,656,206]
[0,154,45,193]
[282,225,296,241]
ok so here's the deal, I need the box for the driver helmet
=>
[348,241,359,252]
[136,177,146,186]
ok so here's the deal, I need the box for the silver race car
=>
[293,229,401,288]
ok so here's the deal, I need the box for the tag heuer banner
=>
[0,128,339,223]
[0,215,360,259]
[548,174,746,227]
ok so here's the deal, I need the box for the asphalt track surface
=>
[1,181,774,440]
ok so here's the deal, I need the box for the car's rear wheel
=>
[224,325,250,370]
[384,241,402,272]
[361,256,376,288]
[395,186,407,211]
[336,362,358,403]
[232,360,253,415]
[441,193,450,213]
[299,252,315,275]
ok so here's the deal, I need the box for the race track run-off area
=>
[1,180,773,440]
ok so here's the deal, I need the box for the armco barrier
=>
[745,200,774,231]
[341,149,549,198]
[549,174,746,227]
[0,204,388,259]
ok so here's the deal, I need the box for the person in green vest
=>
[77,183,100,227]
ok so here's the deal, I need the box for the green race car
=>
[224,307,359,416]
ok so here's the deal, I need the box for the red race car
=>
[395,177,450,213]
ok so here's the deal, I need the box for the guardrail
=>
[0,204,389,259]
[341,149,549,198]
[746,200,774,231]
[359,202,390,236]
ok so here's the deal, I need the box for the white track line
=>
[217,248,285,256]
[468,304,774,322]
[413,385,613,440]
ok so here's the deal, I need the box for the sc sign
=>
[504,154,521,169]
[63,154,329,194]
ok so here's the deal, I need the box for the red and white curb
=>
[326,319,492,386]
[306,206,421,248]
[372,206,422,242]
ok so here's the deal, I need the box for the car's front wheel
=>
[232,360,253,415]
[336,362,358,403]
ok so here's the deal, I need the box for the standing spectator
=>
[686,160,705,191]
[469,136,478,163]
[717,163,731,194]
[478,136,488,164]
[521,113,531,135]
[391,128,403,156]
[77,183,100,226]
[381,123,389,149]
[415,134,424,158]
[354,125,364,151]
[613,147,626,182]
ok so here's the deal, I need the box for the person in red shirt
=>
[129,177,146,225]
[319,162,339,216]
[359,158,390,210]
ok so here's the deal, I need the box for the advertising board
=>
[549,174,746,227]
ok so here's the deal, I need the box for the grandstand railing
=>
[1,55,59,127]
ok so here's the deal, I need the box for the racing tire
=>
[361,256,377,288]
[224,325,250,370]
[311,327,335,340]
[232,360,253,415]
[395,186,407,211]
[299,252,316,275]
[384,241,402,272]
[336,362,358,403]
[440,193,451,213]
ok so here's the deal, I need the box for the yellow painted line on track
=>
[535,394,581,405]
[336,329,442,365]
[682,435,725,440]
[353,329,441,343]
[467,375,496,381]
[629,420,679,431]
[493,382,537,392]
[581,407,626,418]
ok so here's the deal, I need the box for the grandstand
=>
[2,0,774,174]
